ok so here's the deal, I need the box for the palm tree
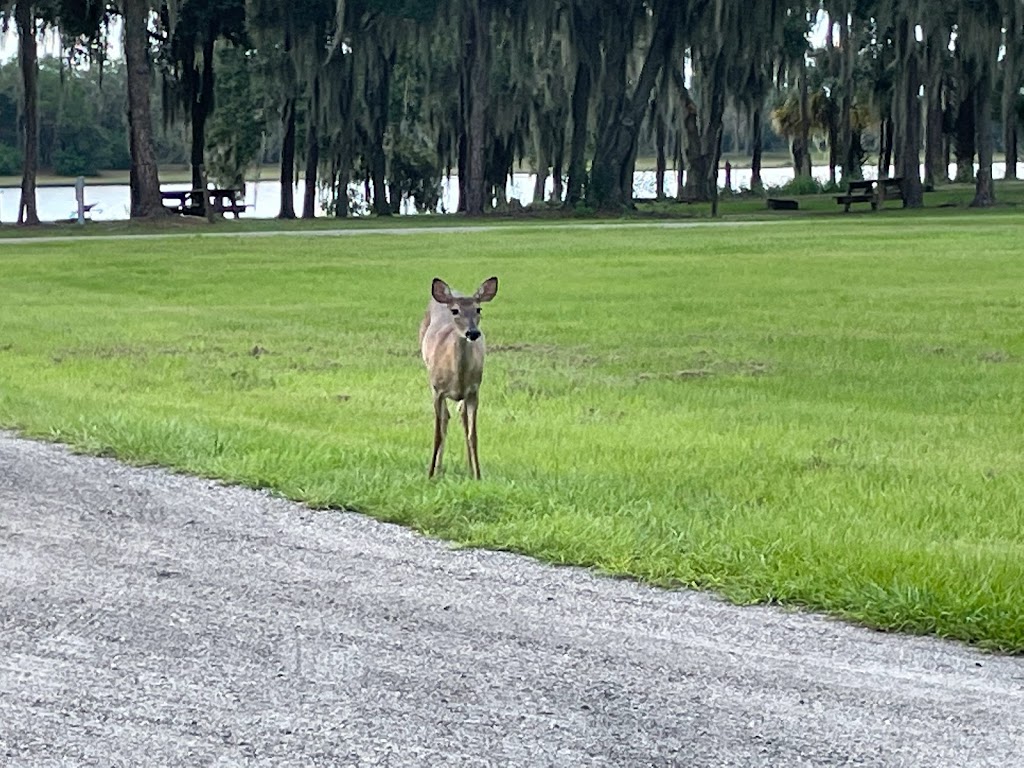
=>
[771,8,814,180]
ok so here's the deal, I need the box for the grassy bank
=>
[1,215,1022,651]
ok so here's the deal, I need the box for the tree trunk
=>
[189,35,216,206]
[550,140,564,203]
[1002,53,1019,182]
[331,153,350,217]
[838,5,858,182]
[953,90,975,182]
[15,0,40,226]
[654,113,667,200]
[827,123,838,186]
[188,37,216,215]
[303,142,319,218]
[1006,124,1019,182]
[564,59,592,208]
[795,55,812,178]
[302,80,320,219]
[532,142,548,205]
[971,61,995,207]
[674,143,685,200]
[190,99,205,193]
[1003,6,1022,182]
[676,41,726,204]
[589,13,674,210]
[896,18,923,207]
[368,48,393,217]
[879,117,894,178]
[122,0,165,218]
[455,133,466,212]
[370,144,389,216]
[750,107,763,194]
[461,0,490,215]
[923,24,947,190]
[697,51,727,200]
[278,96,296,219]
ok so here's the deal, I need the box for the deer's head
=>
[431,276,498,342]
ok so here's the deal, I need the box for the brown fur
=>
[420,277,498,478]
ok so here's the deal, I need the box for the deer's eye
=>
[450,307,459,316]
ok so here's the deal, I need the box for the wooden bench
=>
[766,198,798,210]
[161,188,246,218]
[834,178,904,212]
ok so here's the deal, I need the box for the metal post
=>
[75,176,86,225]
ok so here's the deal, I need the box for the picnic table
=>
[161,188,247,218]
[834,177,904,212]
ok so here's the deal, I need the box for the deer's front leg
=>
[429,391,450,478]
[463,393,481,480]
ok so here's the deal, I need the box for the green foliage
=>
[0,71,18,149]
[0,58,131,175]
[207,45,267,189]
[1,217,1023,650]
[388,133,443,213]
[0,143,22,175]
[765,175,834,196]
[52,147,98,176]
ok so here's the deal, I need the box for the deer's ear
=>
[431,278,453,304]
[474,276,498,303]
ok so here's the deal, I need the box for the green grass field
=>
[1,212,1022,651]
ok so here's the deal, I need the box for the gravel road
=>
[1,432,1022,767]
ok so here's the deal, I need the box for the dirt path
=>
[1,433,1022,766]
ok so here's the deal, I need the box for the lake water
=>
[0,162,1011,223]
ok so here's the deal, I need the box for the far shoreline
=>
[0,154,820,190]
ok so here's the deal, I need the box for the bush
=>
[0,143,21,175]
[765,175,841,196]
[52,147,100,177]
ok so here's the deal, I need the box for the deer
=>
[419,276,499,479]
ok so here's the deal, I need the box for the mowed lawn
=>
[1,216,1022,651]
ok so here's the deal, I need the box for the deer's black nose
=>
[466,329,481,341]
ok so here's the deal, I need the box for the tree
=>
[959,0,1002,207]
[771,8,815,182]
[163,0,247,197]
[563,1,599,208]
[122,0,166,217]
[586,0,678,211]
[458,0,494,214]
[891,9,923,207]
[13,0,40,224]
[1000,0,1023,181]
[921,9,953,189]
[206,45,266,189]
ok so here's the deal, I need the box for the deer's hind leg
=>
[429,391,450,478]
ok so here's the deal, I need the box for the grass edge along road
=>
[1,214,1022,652]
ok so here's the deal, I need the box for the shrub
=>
[764,175,843,196]
[52,147,100,177]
